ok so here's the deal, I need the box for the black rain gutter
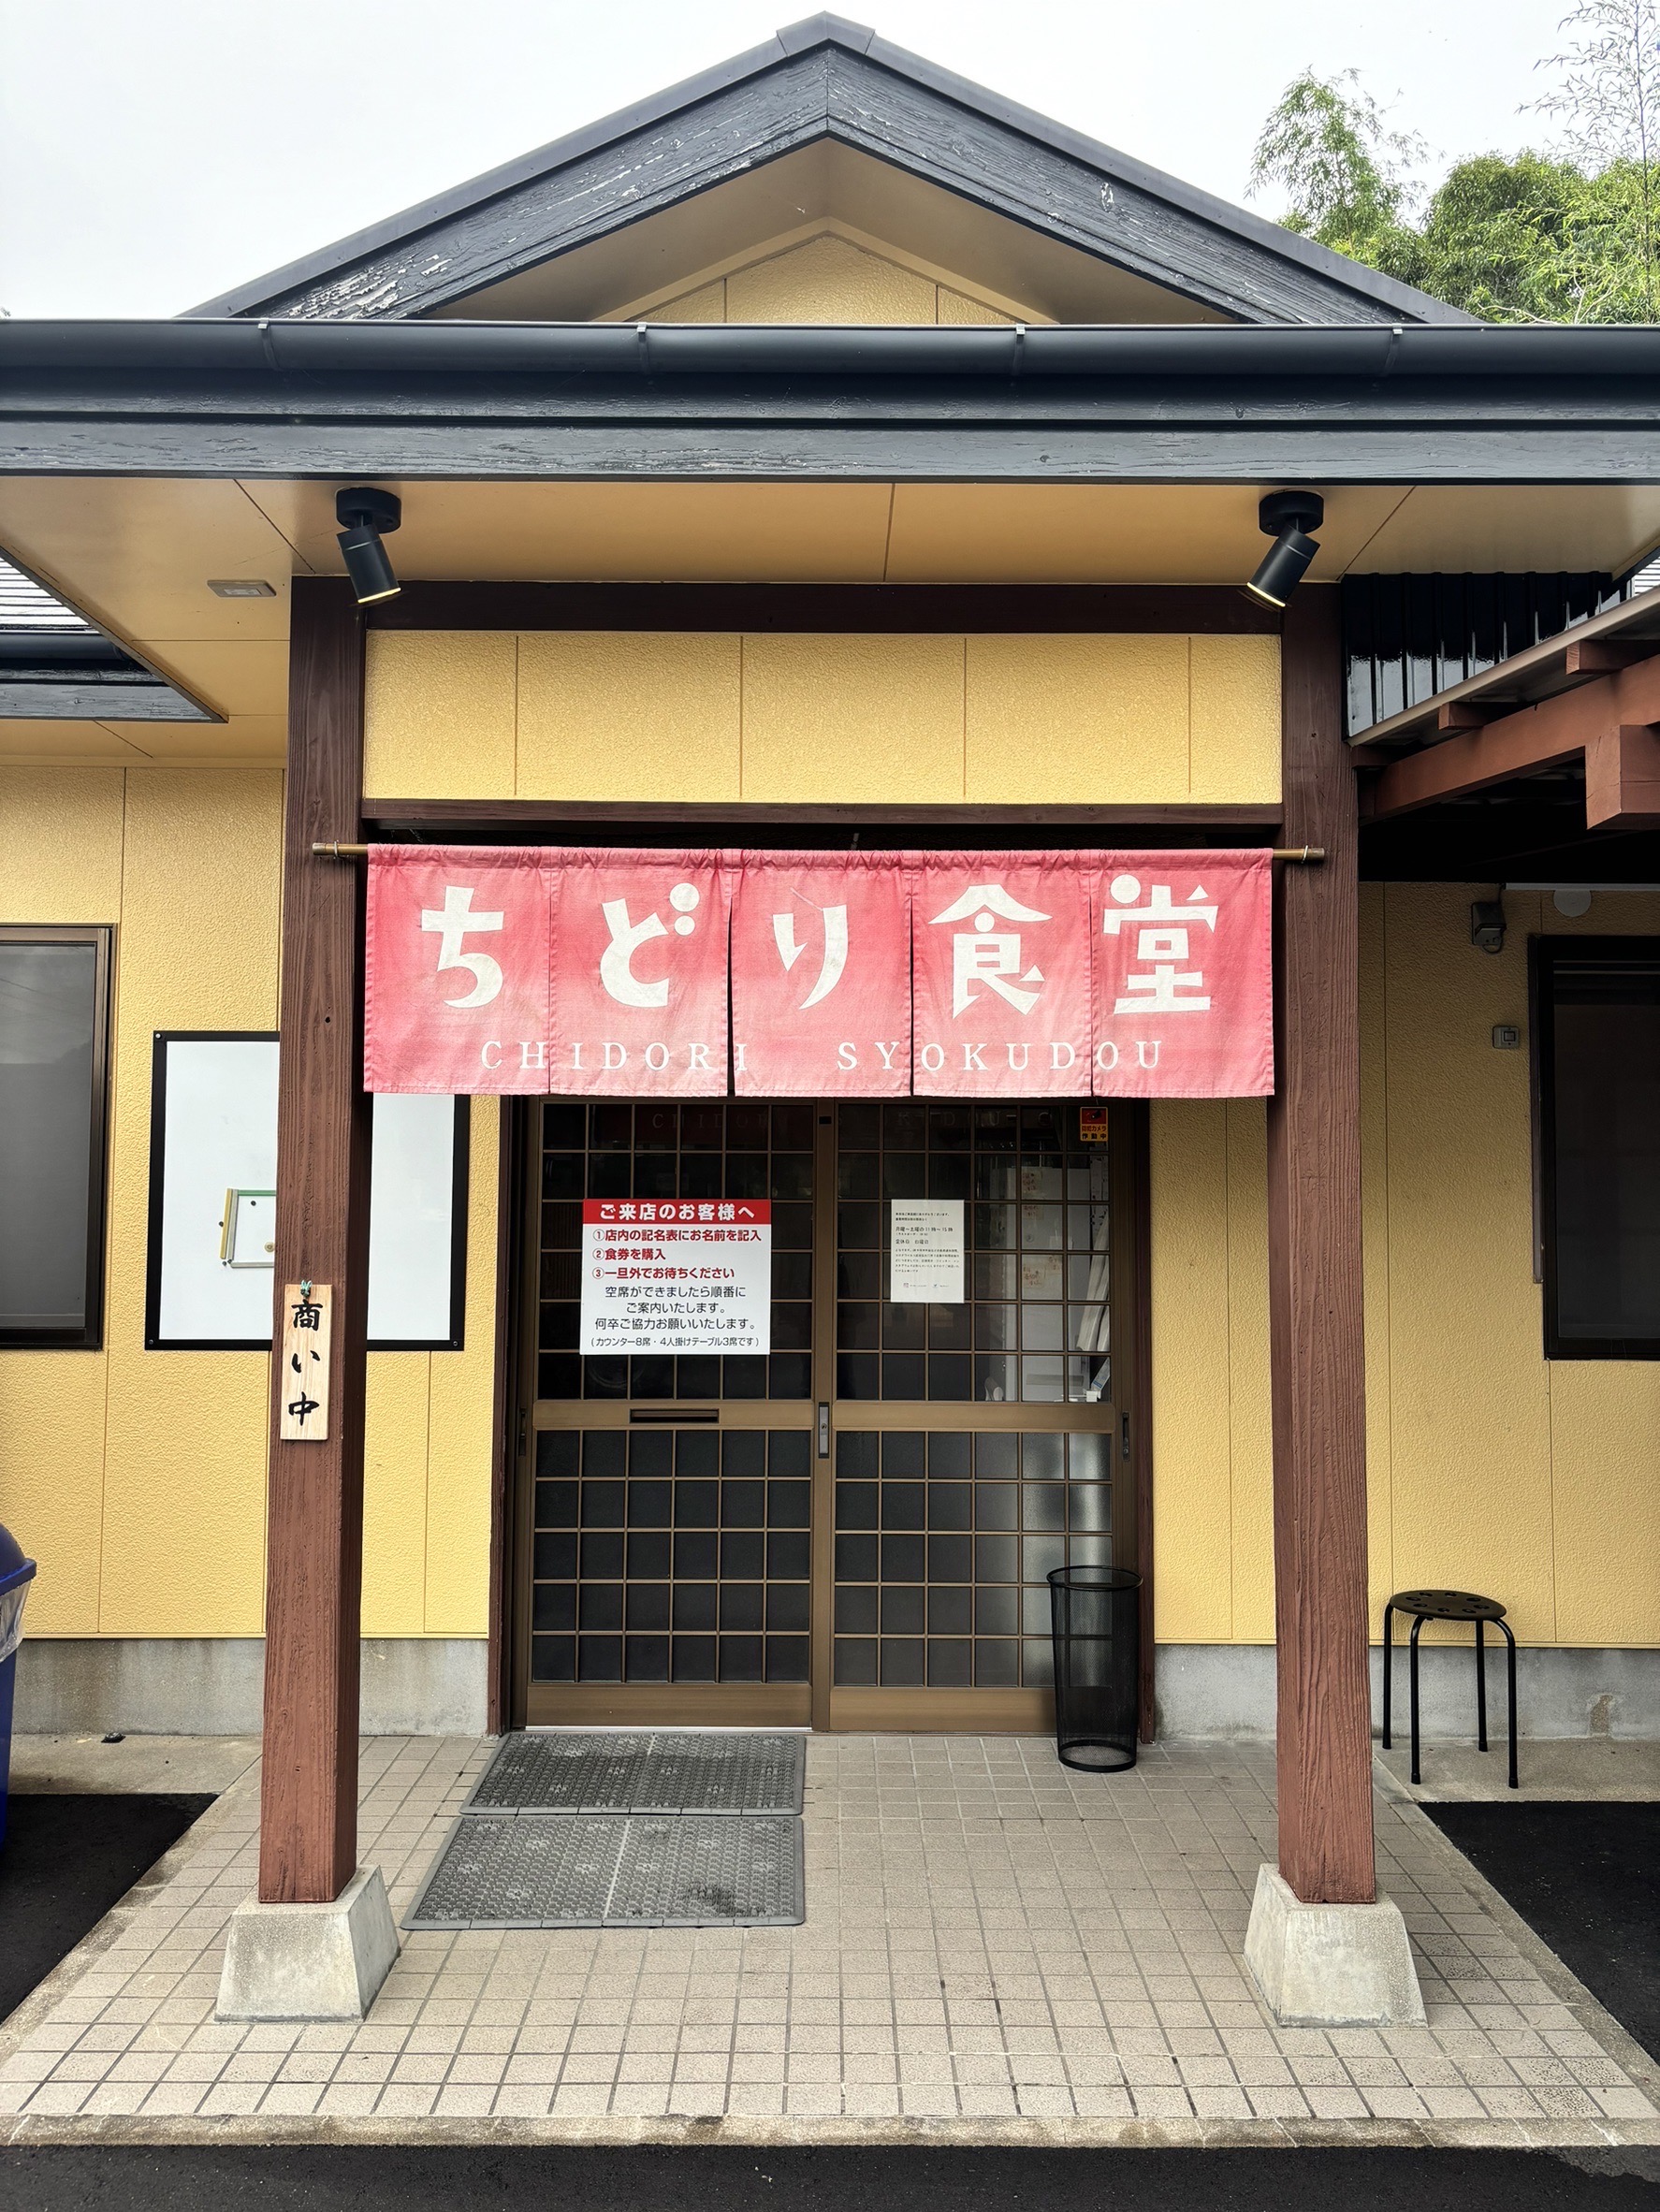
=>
[6,317,1660,378]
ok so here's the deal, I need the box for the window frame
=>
[0,923,114,1352]
[1534,933,1660,1361]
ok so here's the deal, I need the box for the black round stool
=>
[1382,1589,1518,1789]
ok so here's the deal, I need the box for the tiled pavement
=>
[1,1732,1656,2142]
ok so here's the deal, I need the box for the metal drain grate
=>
[405,1814,627,1929]
[605,1813,802,1928]
[404,1812,803,1929]
[468,1730,805,1815]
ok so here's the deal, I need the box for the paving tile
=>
[2,1731,1652,2138]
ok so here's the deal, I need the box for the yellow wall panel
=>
[1358,884,1395,1623]
[0,765,126,921]
[424,1103,500,1636]
[654,279,726,322]
[1378,885,1556,1639]
[363,631,516,802]
[96,772,284,1636]
[725,233,937,323]
[1550,1363,1660,1646]
[739,633,966,803]
[1188,635,1281,803]
[1,764,499,1647]
[1149,1101,1235,1641]
[517,632,740,803]
[366,630,1280,809]
[1224,1099,1274,1643]
[361,1354,430,1637]
[0,1356,108,1635]
[965,635,1188,803]
[937,286,1015,326]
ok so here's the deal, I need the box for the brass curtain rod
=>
[312,841,1326,862]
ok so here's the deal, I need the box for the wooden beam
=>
[362,797,1283,835]
[259,579,372,1906]
[1266,589,1376,1907]
[1372,649,1660,822]
[1565,638,1652,677]
[371,583,1282,636]
[1372,717,1582,815]
[1435,699,1512,734]
[1585,723,1660,827]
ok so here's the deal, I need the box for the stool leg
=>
[1476,1619,1488,1753]
[1498,1620,1519,1790]
[1382,1604,1395,1749]
[1409,1615,1425,1786]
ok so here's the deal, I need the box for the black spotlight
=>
[1245,489,1325,608]
[335,487,402,604]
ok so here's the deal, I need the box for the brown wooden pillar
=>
[259,578,372,1905]
[1266,587,1376,1906]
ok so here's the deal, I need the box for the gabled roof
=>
[190,14,1469,328]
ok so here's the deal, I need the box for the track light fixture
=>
[1245,490,1325,608]
[335,487,402,604]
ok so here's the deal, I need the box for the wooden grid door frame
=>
[500,1096,1153,1737]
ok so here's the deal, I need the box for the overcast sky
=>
[0,0,1574,319]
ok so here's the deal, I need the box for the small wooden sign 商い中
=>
[279,1281,332,1441]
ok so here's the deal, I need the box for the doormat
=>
[467,1729,806,1815]
[402,1810,805,1930]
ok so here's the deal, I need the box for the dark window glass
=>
[529,1426,815,1687]
[625,1582,670,1630]
[1541,944,1660,1354]
[834,1637,879,1685]
[3,934,109,1348]
[626,1636,670,1681]
[766,1584,809,1632]
[836,1585,879,1633]
[767,1635,810,1681]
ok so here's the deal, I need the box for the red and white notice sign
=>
[578,1198,772,1357]
[364,846,1274,1101]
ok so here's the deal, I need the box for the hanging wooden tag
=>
[279,1281,332,1441]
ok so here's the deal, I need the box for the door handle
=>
[817,1403,830,1458]
[1121,1411,1131,1462]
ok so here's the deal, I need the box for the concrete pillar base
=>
[216,1866,399,2022]
[1244,1864,1426,2028]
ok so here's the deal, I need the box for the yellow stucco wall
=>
[1150,880,1660,1650]
[0,764,496,1642]
[7,759,1654,1658]
[363,631,1284,808]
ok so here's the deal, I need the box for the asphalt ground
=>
[1425,1802,1660,2061]
[0,2146,1656,2211]
[0,1791,212,2026]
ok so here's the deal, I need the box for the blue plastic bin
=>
[0,1523,36,1850]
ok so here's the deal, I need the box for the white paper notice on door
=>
[579,1198,772,1355]
[890,1199,965,1302]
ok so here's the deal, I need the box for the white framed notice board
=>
[143,1032,469,1351]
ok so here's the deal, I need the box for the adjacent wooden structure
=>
[259,580,372,1906]
[1370,648,1660,827]
[1266,589,1376,1906]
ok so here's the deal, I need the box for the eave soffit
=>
[188,14,1470,330]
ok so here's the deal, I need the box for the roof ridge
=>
[184,18,1469,327]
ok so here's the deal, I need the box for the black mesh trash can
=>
[1047,1564,1141,1772]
